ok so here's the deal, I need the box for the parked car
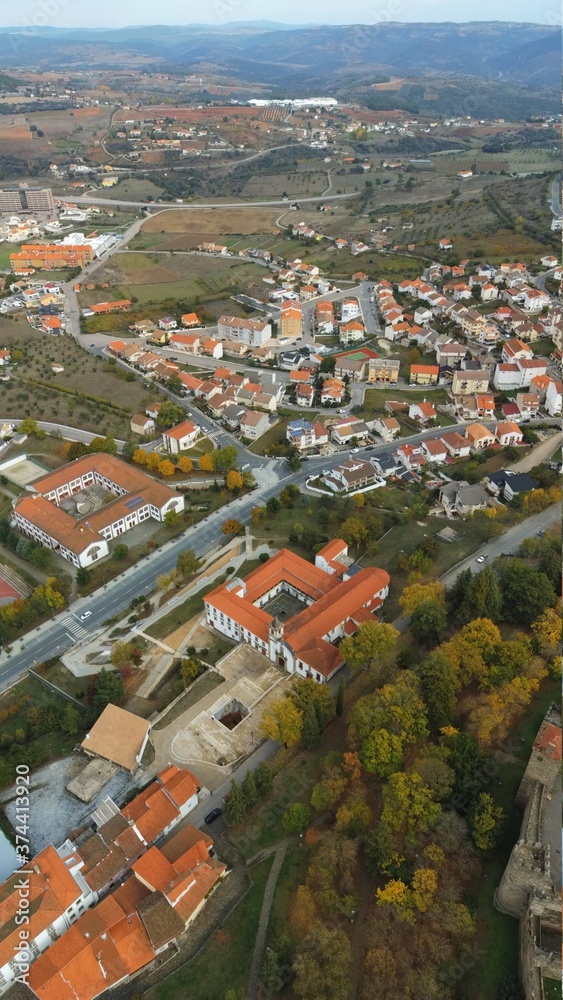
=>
[204,807,223,824]
[476,555,487,564]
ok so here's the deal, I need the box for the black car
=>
[364,445,374,451]
[204,807,223,824]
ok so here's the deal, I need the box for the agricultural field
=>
[0,105,112,159]
[0,318,153,437]
[92,250,269,305]
[240,171,330,198]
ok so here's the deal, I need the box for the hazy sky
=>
[3,0,560,29]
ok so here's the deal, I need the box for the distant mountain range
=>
[0,21,559,90]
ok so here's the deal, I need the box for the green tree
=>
[470,792,503,850]
[288,678,335,729]
[381,771,441,846]
[336,679,345,717]
[282,802,311,834]
[61,703,80,736]
[242,770,259,809]
[110,640,135,670]
[254,761,274,798]
[157,400,184,428]
[499,560,556,624]
[293,924,351,1000]
[416,650,458,729]
[410,600,447,645]
[90,668,124,715]
[460,566,503,623]
[351,672,429,778]
[176,548,201,579]
[19,418,38,435]
[288,454,302,472]
[302,700,322,749]
[339,517,368,548]
[76,567,90,587]
[113,543,129,560]
[224,778,246,825]
[214,445,238,471]
[163,509,180,527]
[266,496,282,513]
[340,621,399,672]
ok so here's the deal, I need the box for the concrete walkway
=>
[246,841,289,1000]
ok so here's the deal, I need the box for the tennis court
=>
[334,346,379,362]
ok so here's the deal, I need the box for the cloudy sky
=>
[2,0,559,28]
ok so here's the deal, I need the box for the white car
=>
[476,555,487,564]
[77,611,92,622]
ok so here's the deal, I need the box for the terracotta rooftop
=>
[81,705,150,772]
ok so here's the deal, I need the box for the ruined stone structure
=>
[495,705,562,1000]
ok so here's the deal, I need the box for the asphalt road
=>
[67,193,357,210]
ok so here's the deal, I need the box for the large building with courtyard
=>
[204,540,390,682]
[11,454,184,568]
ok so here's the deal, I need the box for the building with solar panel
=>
[11,454,184,568]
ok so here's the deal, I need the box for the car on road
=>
[537,530,545,537]
[77,611,92,621]
[351,448,360,454]
[364,445,374,451]
[204,807,222,824]
[476,555,488,564]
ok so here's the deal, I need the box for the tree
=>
[302,700,322,749]
[110,640,135,670]
[293,924,351,1000]
[90,435,117,455]
[177,548,201,579]
[156,573,172,592]
[336,679,345,717]
[410,600,447,645]
[226,470,243,491]
[157,400,184,428]
[146,451,161,472]
[224,779,246,825]
[399,582,444,617]
[260,698,303,747]
[288,454,302,472]
[254,761,274,797]
[470,792,503,850]
[282,802,311,834]
[266,496,281,514]
[498,560,556,625]
[381,771,441,845]
[180,658,201,687]
[89,668,124,714]
[340,621,399,671]
[214,445,238,471]
[460,567,503,623]
[164,509,180,527]
[531,606,562,656]
[167,374,183,395]
[241,770,259,809]
[416,650,458,729]
[76,567,90,587]
[339,517,368,548]
[411,754,455,801]
[222,518,243,536]
[197,452,215,474]
[311,774,347,812]
[177,455,193,474]
[288,678,335,729]
[19,418,38,435]
[158,459,176,477]
[113,543,129,560]
[133,448,148,466]
[61,703,80,736]
[352,672,429,778]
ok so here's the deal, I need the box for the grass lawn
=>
[34,659,89,702]
[152,670,225,731]
[265,840,310,945]
[146,583,218,640]
[543,979,562,1000]
[363,385,449,414]
[150,856,273,1000]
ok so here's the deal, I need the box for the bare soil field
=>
[240,171,328,198]
[114,106,264,123]
[143,207,282,235]
[0,124,31,141]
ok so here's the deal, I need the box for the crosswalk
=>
[61,615,88,641]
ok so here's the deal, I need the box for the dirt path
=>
[246,840,289,1000]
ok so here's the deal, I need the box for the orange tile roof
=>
[0,845,83,969]
[82,704,150,771]
[163,420,197,440]
[410,364,439,375]
[533,721,562,761]
[286,567,390,655]
[123,786,179,844]
[316,538,347,563]
[466,422,494,441]
[132,848,177,892]
[495,421,522,437]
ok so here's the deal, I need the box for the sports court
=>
[334,346,379,362]
[262,590,308,620]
